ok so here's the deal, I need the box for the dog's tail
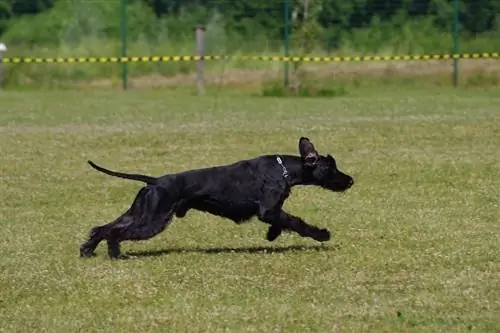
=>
[87,160,158,185]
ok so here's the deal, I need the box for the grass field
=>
[0,87,499,332]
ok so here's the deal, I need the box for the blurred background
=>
[0,0,499,92]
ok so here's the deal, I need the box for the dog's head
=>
[298,137,354,192]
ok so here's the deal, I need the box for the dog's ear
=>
[298,137,319,166]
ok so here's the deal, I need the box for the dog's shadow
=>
[126,243,339,258]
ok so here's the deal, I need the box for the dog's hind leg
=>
[80,187,150,258]
[80,215,135,258]
[175,200,191,218]
[107,210,178,259]
[79,224,108,257]
[80,186,179,259]
[106,186,181,259]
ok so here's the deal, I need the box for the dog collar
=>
[276,156,289,179]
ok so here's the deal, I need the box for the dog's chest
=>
[196,197,257,223]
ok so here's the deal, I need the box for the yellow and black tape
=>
[0,55,210,64]
[1,52,499,64]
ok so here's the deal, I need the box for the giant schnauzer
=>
[80,137,354,259]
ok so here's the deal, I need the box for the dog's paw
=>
[79,247,96,258]
[315,228,331,242]
[266,225,282,242]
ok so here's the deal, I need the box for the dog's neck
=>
[277,155,312,187]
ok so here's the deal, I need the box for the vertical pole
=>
[452,0,459,87]
[120,0,128,90]
[0,54,3,90]
[284,0,290,88]
[0,43,6,90]
[195,26,205,95]
[0,57,3,90]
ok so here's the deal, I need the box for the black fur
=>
[80,137,354,259]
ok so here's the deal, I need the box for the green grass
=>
[0,87,499,332]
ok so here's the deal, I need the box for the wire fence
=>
[0,0,498,90]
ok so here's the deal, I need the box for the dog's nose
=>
[348,178,354,187]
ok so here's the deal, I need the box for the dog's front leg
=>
[259,207,330,242]
[278,210,330,242]
[266,224,283,242]
[258,195,287,242]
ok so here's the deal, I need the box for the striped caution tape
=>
[1,52,499,64]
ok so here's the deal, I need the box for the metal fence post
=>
[120,0,128,90]
[195,26,206,95]
[284,0,291,88]
[0,43,6,90]
[452,0,460,87]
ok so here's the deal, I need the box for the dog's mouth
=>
[322,184,352,192]
[323,177,354,192]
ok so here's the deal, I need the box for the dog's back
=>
[167,155,294,223]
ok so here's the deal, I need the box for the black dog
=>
[80,137,354,259]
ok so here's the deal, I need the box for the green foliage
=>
[2,0,159,46]
[0,0,11,35]
[462,0,500,33]
[11,0,55,14]
[2,0,500,45]
[290,0,324,55]
[261,76,348,98]
[288,0,329,90]
[465,71,500,87]
[0,0,499,87]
